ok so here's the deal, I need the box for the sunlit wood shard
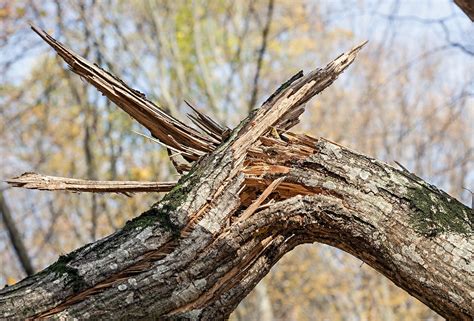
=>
[6,172,176,194]
[239,177,285,221]
[231,41,367,159]
[30,25,217,163]
[185,100,229,142]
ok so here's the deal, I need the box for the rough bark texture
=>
[0,27,472,321]
[1,136,472,320]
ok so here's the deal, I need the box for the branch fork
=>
[4,25,471,321]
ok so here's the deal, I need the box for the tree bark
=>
[0,28,472,321]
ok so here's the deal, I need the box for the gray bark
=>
[0,135,471,320]
[0,27,472,321]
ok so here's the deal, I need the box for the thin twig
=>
[248,0,275,112]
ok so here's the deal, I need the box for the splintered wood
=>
[6,172,177,194]
[237,132,320,218]
[239,177,285,221]
[10,25,229,189]
[9,27,364,199]
[184,100,229,141]
[231,41,366,161]
[31,25,218,163]
[0,24,395,321]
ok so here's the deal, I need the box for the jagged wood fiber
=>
[1,26,472,321]
[6,173,176,195]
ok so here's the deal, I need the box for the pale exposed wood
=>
[30,25,216,162]
[239,177,284,221]
[185,100,228,141]
[232,41,367,160]
[6,172,176,194]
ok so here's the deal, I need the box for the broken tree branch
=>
[30,25,216,162]
[2,24,471,321]
[6,173,176,194]
[232,41,367,160]
[2,133,471,320]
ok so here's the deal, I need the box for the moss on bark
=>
[407,186,473,236]
[45,253,87,292]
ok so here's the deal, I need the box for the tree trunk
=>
[0,28,472,321]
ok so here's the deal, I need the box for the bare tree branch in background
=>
[377,6,473,56]
[0,191,35,276]
[249,0,274,112]
[438,19,473,55]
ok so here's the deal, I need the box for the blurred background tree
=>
[0,0,472,320]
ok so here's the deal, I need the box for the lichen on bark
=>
[407,185,473,236]
[44,253,87,292]
[121,168,202,235]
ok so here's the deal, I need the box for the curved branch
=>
[3,39,470,321]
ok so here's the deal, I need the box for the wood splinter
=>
[2,23,472,321]
[239,177,285,221]
[6,172,176,194]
